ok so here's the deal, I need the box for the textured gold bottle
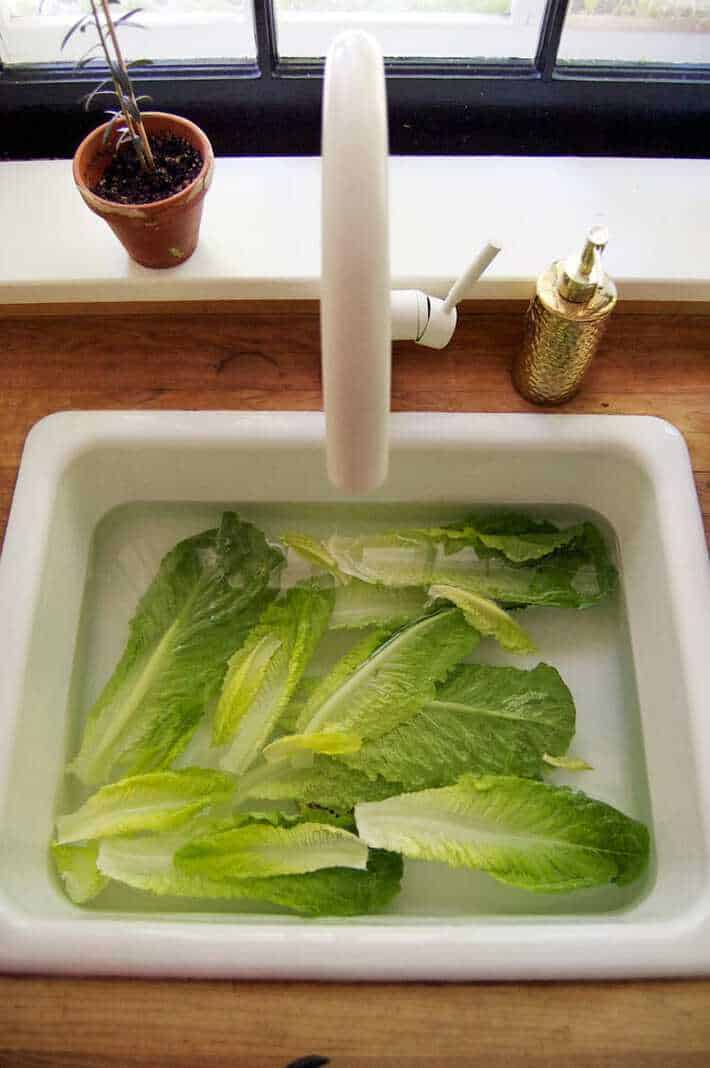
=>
[513,225,618,405]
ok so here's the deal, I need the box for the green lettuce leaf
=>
[98,825,402,916]
[428,584,535,652]
[55,768,237,843]
[175,821,368,879]
[343,662,575,787]
[212,634,283,742]
[218,584,334,774]
[51,840,108,904]
[326,532,437,587]
[96,819,244,899]
[281,532,350,584]
[330,581,429,630]
[70,513,283,786]
[294,609,479,744]
[432,546,614,609]
[236,754,399,811]
[240,847,402,916]
[356,774,650,893]
[436,522,618,609]
[447,511,558,538]
[264,730,362,762]
[543,753,594,771]
[261,662,574,795]
[293,628,391,732]
[414,512,583,562]
[455,523,583,563]
[170,705,222,770]
[276,676,322,737]
[323,521,617,609]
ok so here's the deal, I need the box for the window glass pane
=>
[558,0,710,64]
[0,0,256,64]
[274,0,548,61]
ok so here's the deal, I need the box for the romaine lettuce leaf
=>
[175,821,368,879]
[170,704,223,770]
[356,774,650,892]
[51,840,108,904]
[96,819,243,898]
[276,676,322,737]
[239,847,402,916]
[326,532,436,587]
[235,753,399,811]
[343,662,575,787]
[413,512,584,562]
[218,584,334,774]
[293,629,391,732]
[445,511,558,538]
[98,825,402,916]
[330,581,429,630]
[543,753,593,771]
[293,608,479,744]
[281,533,350,584]
[428,584,535,652]
[264,730,362,762]
[55,768,237,843]
[263,661,574,793]
[70,513,283,786]
[432,546,612,609]
[321,521,617,609]
[453,522,583,563]
[212,635,283,742]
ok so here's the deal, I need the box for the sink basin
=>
[0,410,708,980]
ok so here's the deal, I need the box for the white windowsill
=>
[2,155,709,306]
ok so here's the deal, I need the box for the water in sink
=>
[60,500,653,920]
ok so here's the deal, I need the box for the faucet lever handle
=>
[413,239,502,350]
[442,240,502,313]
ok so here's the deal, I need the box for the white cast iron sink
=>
[0,409,708,980]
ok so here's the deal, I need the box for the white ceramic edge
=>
[1,411,709,980]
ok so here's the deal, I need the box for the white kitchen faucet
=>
[320,30,500,494]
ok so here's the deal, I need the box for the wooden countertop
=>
[1,301,709,1067]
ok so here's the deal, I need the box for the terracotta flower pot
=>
[73,112,214,269]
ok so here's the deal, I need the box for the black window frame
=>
[1,0,709,160]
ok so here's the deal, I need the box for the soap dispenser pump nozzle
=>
[559,224,610,303]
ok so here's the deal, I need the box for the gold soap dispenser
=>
[513,224,618,404]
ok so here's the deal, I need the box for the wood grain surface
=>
[1,301,709,1067]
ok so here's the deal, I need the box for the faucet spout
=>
[320,32,501,494]
[321,31,391,494]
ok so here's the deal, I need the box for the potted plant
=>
[66,0,214,268]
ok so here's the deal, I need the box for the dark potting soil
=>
[93,134,203,205]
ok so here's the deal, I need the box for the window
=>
[274,0,549,60]
[1,0,708,159]
[0,1,255,63]
[559,0,710,65]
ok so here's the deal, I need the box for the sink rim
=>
[0,409,708,980]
